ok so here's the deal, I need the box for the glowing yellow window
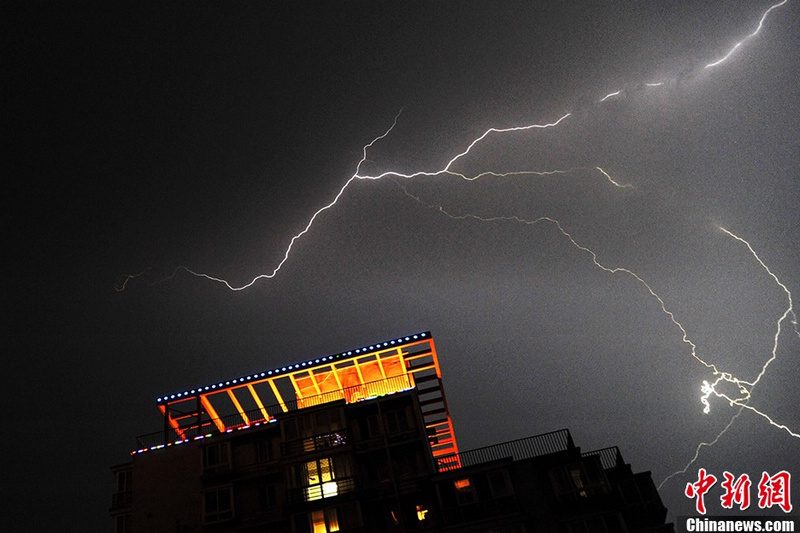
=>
[310,508,340,533]
[305,458,338,501]
[416,505,429,521]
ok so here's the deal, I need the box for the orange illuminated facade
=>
[143,332,459,465]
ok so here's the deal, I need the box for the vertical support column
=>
[161,404,169,446]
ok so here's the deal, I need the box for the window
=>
[308,458,337,500]
[115,469,132,494]
[550,462,609,501]
[385,409,410,434]
[204,486,233,523]
[203,442,230,472]
[454,477,478,505]
[310,508,340,533]
[365,414,380,438]
[114,513,130,533]
[297,456,353,501]
[112,469,133,507]
[393,450,420,479]
[297,503,361,533]
[488,469,514,498]
[256,439,272,462]
[284,410,342,441]
[416,505,429,521]
[259,483,279,508]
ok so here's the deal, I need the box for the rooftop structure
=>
[137,332,459,464]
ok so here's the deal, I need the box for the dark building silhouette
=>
[111,332,673,533]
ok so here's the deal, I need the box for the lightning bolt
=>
[704,0,789,69]
[400,187,800,484]
[118,1,788,293]
[697,228,799,424]
[118,0,795,490]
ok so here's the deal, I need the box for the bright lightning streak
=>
[658,407,746,490]
[149,111,407,292]
[599,90,622,102]
[661,226,800,489]
[440,113,571,173]
[118,1,797,490]
[398,188,721,376]
[595,167,631,188]
[704,0,788,69]
[118,2,788,293]
[695,227,799,425]
[403,190,800,482]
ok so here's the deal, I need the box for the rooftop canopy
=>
[143,332,458,462]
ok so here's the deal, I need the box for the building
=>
[111,332,673,533]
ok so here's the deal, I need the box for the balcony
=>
[287,477,357,504]
[282,429,350,457]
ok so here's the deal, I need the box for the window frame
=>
[203,485,234,523]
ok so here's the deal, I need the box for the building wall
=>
[113,390,673,533]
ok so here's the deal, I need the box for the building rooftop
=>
[136,331,459,463]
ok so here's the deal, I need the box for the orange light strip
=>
[247,384,270,422]
[200,395,225,432]
[158,404,188,440]
[269,379,288,413]
[226,389,251,426]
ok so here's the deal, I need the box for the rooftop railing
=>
[582,446,624,470]
[135,375,414,451]
[435,429,575,472]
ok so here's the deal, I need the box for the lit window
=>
[305,458,337,501]
[454,478,471,490]
[310,508,340,533]
[550,462,609,501]
[570,467,587,497]
[454,477,477,505]
[416,505,429,521]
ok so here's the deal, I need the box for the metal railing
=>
[287,477,357,504]
[436,428,574,472]
[282,429,350,456]
[582,446,623,470]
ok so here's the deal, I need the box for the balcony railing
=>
[287,477,357,504]
[281,429,350,457]
[436,429,574,472]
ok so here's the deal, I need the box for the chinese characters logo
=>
[686,469,792,514]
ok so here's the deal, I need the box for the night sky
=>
[6,2,800,530]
